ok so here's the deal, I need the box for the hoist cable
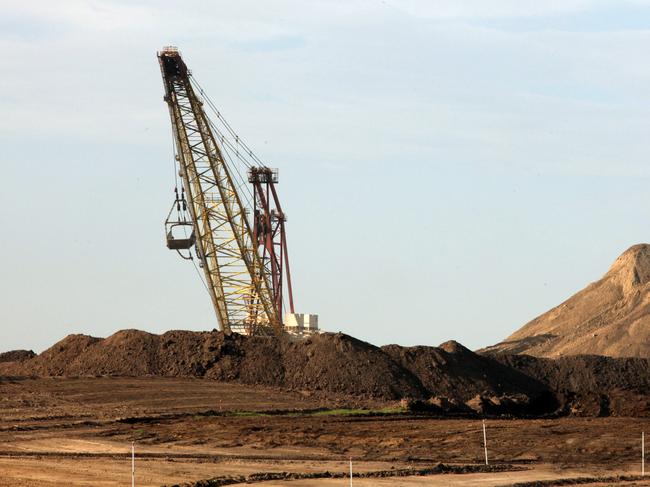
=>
[190,76,267,169]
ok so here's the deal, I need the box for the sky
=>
[2,0,650,353]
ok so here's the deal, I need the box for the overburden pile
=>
[485,244,650,358]
[1,329,648,417]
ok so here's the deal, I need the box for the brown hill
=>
[2,330,648,416]
[0,330,547,407]
[0,330,426,400]
[492,353,650,416]
[0,349,35,363]
[483,244,650,358]
[381,341,545,401]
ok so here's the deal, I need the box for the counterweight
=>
[158,47,281,335]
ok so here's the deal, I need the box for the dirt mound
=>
[382,341,546,401]
[484,244,650,358]
[383,341,560,415]
[27,334,102,375]
[0,330,548,408]
[0,350,35,363]
[204,332,428,399]
[280,333,427,398]
[0,331,427,400]
[492,353,650,416]
[2,329,647,416]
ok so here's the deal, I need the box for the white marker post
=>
[643,431,645,477]
[131,441,135,487]
[349,457,353,487]
[482,420,489,466]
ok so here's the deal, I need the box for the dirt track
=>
[1,377,649,486]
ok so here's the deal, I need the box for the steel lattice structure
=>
[249,167,295,321]
[158,47,281,335]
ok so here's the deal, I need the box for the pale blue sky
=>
[2,0,650,352]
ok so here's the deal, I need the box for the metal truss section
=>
[158,48,281,335]
[249,166,295,322]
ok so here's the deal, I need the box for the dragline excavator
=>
[157,46,318,337]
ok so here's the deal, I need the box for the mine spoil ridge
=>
[3,244,650,418]
[484,243,650,358]
[1,326,648,417]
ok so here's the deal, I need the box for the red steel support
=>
[249,167,295,322]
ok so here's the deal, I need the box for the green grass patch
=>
[312,407,405,416]
[231,411,270,417]
[220,406,405,418]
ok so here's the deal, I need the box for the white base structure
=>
[284,313,319,337]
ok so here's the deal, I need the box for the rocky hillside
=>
[483,244,650,358]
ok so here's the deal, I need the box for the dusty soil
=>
[0,377,649,486]
[492,353,650,416]
[2,329,648,417]
[0,350,35,363]
[484,243,650,358]
[0,331,424,399]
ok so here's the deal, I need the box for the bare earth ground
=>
[485,243,650,358]
[1,377,649,486]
